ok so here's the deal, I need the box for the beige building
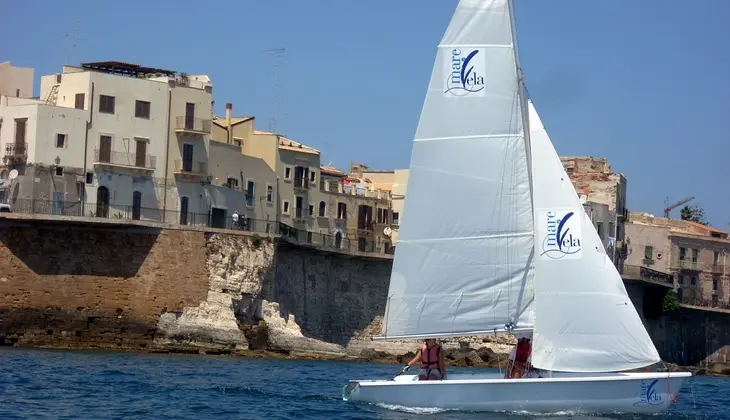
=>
[625,212,730,309]
[211,108,393,251]
[0,62,33,99]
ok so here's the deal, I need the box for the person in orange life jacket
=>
[504,331,532,379]
[401,338,446,380]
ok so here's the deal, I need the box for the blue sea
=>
[0,347,726,420]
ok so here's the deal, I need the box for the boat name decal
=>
[539,210,582,260]
[633,379,663,406]
[444,48,485,97]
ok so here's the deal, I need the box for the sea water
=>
[0,347,726,420]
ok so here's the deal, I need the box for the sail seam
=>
[415,134,522,142]
[398,231,533,244]
[438,44,512,48]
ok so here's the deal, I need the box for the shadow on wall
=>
[636,282,730,367]
[0,222,160,277]
[270,241,392,346]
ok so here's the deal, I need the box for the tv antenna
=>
[62,20,83,65]
[263,47,286,133]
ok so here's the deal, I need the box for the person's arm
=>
[402,349,422,372]
[439,347,447,380]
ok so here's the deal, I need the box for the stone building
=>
[625,212,730,309]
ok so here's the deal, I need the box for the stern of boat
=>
[342,380,359,401]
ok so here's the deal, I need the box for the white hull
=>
[343,371,691,414]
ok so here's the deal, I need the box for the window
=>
[714,251,720,265]
[337,202,347,220]
[54,166,64,176]
[644,246,653,261]
[318,201,326,217]
[284,167,292,180]
[596,222,604,239]
[690,277,697,286]
[233,139,242,147]
[393,212,400,225]
[309,171,315,182]
[99,95,115,114]
[135,100,151,119]
[266,185,273,203]
[85,172,94,184]
[283,200,290,214]
[56,133,67,148]
[679,247,686,260]
[226,177,238,189]
[74,93,85,110]
[383,209,389,224]
[692,249,699,262]
[713,277,719,291]
[377,208,383,223]
[246,180,255,206]
[15,88,20,97]
[308,204,314,216]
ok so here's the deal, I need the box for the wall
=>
[625,221,673,273]
[0,62,34,98]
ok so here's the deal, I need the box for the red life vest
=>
[515,340,531,363]
[420,343,441,371]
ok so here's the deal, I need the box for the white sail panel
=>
[528,100,660,372]
[381,0,535,339]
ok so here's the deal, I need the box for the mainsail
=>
[527,100,661,372]
[380,0,535,339]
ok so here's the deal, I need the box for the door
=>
[295,196,304,218]
[132,191,142,220]
[99,136,112,163]
[52,191,64,215]
[96,186,109,218]
[246,180,255,206]
[135,140,147,168]
[182,144,194,172]
[179,197,189,225]
[210,207,226,229]
[185,103,195,130]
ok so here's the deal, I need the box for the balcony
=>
[93,149,156,175]
[676,259,700,271]
[175,116,211,135]
[293,177,309,191]
[620,264,674,288]
[293,207,308,220]
[4,142,28,164]
[174,160,207,178]
[357,221,374,232]
[711,264,726,275]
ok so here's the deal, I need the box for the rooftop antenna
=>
[63,20,82,65]
[263,47,286,133]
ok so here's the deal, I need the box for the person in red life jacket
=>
[505,331,532,379]
[401,338,447,380]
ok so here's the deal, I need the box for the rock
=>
[397,351,416,364]
[359,348,390,361]
[476,346,498,363]
[445,347,483,366]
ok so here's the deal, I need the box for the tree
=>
[679,204,708,225]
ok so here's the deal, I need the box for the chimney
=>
[225,103,232,144]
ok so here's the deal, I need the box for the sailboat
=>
[342,0,690,413]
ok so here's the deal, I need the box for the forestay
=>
[528,100,661,372]
[380,0,535,340]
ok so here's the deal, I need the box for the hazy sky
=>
[3,0,729,226]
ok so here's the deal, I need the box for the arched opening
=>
[132,191,142,220]
[318,201,326,217]
[335,231,343,249]
[179,197,189,225]
[96,186,109,218]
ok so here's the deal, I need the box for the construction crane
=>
[663,196,695,218]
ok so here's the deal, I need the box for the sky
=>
[2,0,729,227]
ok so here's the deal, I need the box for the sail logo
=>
[633,379,663,406]
[444,48,486,97]
[539,210,582,260]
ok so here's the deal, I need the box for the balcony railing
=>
[94,149,156,169]
[620,264,674,287]
[357,221,374,231]
[711,264,725,275]
[294,178,309,190]
[174,160,207,175]
[175,116,211,134]
[677,259,700,271]
[4,142,27,158]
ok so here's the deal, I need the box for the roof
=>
[252,131,320,155]
[320,165,346,177]
[80,61,176,77]
[212,116,254,128]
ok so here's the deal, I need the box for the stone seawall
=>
[1,217,728,373]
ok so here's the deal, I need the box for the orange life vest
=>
[515,340,531,363]
[420,343,442,371]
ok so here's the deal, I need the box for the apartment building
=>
[0,62,33,98]
[625,212,730,309]
[211,109,394,251]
